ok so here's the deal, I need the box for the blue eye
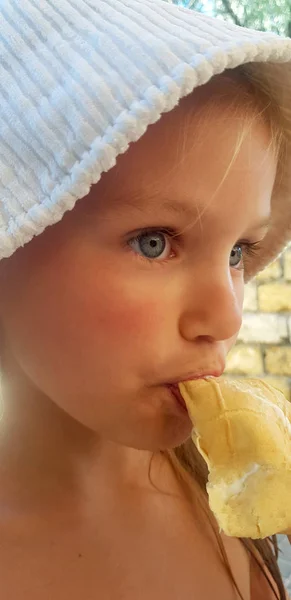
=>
[128,230,171,261]
[127,228,262,272]
[230,245,243,268]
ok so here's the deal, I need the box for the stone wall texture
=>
[225,247,291,400]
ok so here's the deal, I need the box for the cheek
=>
[224,277,245,353]
[1,259,162,374]
[237,279,245,311]
[88,287,163,351]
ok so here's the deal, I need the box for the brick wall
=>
[225,247,291,400]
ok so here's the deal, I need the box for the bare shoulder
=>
[249,540,289,600]
[220,533,251,599]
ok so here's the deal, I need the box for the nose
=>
[179,267,243,342]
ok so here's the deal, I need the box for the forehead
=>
[92,88,275,225]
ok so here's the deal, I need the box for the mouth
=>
[166,370,223,385]
[165,371,223,414]
[167,384,188,413]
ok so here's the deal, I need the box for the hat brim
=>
[1,0,291,279]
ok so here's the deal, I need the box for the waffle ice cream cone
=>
[178,377,291,539]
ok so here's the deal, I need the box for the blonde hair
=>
[163,66,287,600]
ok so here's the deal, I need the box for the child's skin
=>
[0,77,278,598]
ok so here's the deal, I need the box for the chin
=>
[118,415,193,452]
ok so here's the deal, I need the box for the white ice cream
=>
[212,463,261,502]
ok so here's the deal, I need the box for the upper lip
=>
[166,369,224,385]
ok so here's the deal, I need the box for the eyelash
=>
[126,227,262,270]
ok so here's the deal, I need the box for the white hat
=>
[1,0,291,280]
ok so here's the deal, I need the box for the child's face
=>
[0,83,276,451]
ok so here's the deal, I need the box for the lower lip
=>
[166,385,188,414]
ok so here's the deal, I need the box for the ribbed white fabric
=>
[0,0,291,279]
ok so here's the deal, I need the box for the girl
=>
[0,1,291,598]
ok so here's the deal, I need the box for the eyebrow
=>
[122,197,204,219]
[122,196,271,231]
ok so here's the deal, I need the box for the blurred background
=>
[170,0,291,37]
